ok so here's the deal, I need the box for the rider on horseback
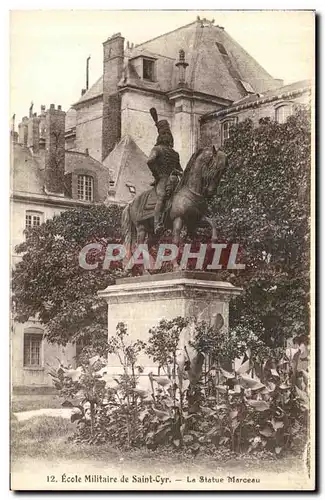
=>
[148,108,183,235]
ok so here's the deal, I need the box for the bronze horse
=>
[122,146,228,247]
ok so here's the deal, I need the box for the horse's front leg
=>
[200,216,218,243]
[135,223,153,275]
[136,224,146,244]
[172,217,183,247]
[172,217,183,270]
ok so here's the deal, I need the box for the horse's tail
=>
[122,203,136,251]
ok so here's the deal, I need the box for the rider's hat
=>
[150,108,171,133]
[149,108,173,146]
[156,119,171,134]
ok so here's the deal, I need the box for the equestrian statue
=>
[122,108,228,248]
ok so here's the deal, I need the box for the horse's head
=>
[180,146,228,198]
[199,145,228,198]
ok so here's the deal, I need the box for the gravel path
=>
[13,408,73,421]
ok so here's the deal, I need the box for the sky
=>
[9,10,315,123]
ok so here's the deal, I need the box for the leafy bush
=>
[50,318,309,457]
[208,108,311,347]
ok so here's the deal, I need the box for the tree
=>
[209,107,311,346]
[12,204,124,347]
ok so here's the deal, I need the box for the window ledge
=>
[23,366,44,371]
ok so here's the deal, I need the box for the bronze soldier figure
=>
[148,107,183,235]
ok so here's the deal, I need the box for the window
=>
[216,42,228,55]
[24,331,43,367]
[240,80,255,94]
[126,183,136,195]
[215,42,241,80]
[143,59,155,81]
[275,104,292,124]
[221,118,237,144]
[77,175,94,201]
[25,211,43,229]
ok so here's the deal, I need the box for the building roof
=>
[65,108,77,131]
[11,144,46,196]
[64,150,110,175]
[73,18,282,108]
[73,76,104,107]
[202,79,312,121]
[103,135,152,204]
[11,144,111,203]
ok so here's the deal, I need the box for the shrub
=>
[50,318,309,457]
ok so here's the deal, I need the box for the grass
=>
[11,416,133,465]
[10,414,305,477]
[11,394,63,413]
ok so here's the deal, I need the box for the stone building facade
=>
[199,80,312,148]
[65,17,284,171]
[11,103,115,390]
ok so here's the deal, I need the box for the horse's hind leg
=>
[200,216,218,243]
[135,223,155,274]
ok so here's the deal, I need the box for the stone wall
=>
[11,319,76,387]
[11,199,64,264]
[44,105,66,194]
[200,92,311,149]
[102,34,124,160]
[121,90,173,157]
[171,97,224,167]
[75,99,103,162]
[121,90,223,168]
[11,198,76,388]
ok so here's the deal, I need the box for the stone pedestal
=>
[98,272,242,383]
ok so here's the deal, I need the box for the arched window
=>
[275,104,292,124]
[23,327,43,367]
[221,118,237,144]
[77,175,94,201]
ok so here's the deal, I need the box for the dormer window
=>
[143,58,155,81]
[77,174,93,201]
[126,183,136,195]
[240,80,255,94]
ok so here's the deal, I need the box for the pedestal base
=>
[98,272,242,383]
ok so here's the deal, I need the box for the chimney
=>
[101,32,124,161]
[38,105,47,149]
[44,104,66,195]
[86,56,91,90]
[18,116,29,146]
[176,49,189,87]
[27,112,41,153]
[10,114,18,143]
